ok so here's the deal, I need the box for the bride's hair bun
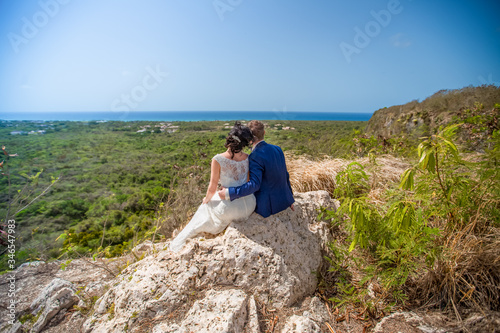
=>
[225,121,253,158]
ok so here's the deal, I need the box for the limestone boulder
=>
[29,278,80,333]
[82,191,335,332]
[281,315,321,333]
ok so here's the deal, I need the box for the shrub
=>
[324,124,500,316]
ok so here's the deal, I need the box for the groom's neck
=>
[252,139,263,148]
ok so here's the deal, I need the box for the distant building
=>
[28,130,46,135]
[10,131,25,135]
[137,123,179,133]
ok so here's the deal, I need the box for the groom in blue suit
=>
[218,120,295,218]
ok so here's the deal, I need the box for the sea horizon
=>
[0,111,373,122]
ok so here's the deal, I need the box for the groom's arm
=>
[286,170,294,195]
[227,156,264,201]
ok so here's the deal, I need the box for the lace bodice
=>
[213,154,249,188]
[169,153,256,252]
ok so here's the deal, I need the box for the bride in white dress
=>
[169,122,256,252]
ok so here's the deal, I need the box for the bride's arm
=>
[202,159,221,204]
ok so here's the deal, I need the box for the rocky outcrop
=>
[281,315,321,332]
[29,278,80,333]
[0,246,141,333]
[153,289,250,333]
[2,190,497,332]
[81,191,336,332]
[365,85,500,138]
[373,312,446,333]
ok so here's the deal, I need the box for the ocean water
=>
[1,111,372,122]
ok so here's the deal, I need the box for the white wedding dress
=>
[169,154,256,252]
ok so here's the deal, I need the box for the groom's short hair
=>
[248,120,265,141]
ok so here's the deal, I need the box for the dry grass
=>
[286,153,410,197]
[157,172,205,240]
[287,152,500,319]
[360,156,410,190]
[286,154,349,196]
[412,226,500,318]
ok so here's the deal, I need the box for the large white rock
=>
[246,296,261,333]
[281,315,321,333]
[302,296,330,324]
[83,191,335,333]
[180,289,248,332]
[0,252,135,333]
[373,312,447,333]
[30,278,80,333]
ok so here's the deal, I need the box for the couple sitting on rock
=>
[169,120,295,252]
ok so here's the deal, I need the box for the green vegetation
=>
[0,119,364,271]
[321,113,500,318]
[366,85,500,139]
[2,93,498,320]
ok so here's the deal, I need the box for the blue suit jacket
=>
[228,141,295,218]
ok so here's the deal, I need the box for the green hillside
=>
[366,85,500,141]
[0,119,363,270]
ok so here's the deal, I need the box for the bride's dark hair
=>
[225,121,253,159]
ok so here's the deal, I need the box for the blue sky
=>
[0,0,499,114]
